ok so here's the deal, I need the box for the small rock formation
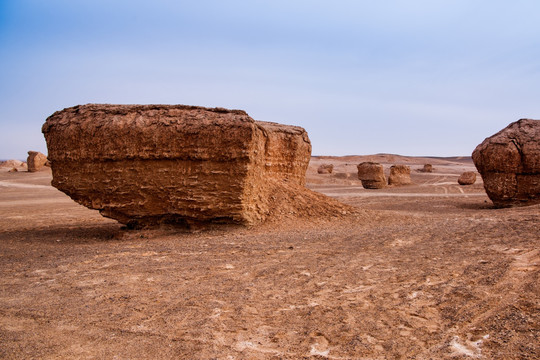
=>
[357,162,386,189]
[317,164,334,174]
[388,165,411,186]
[8,167,18,172]
[458,171,476,185]
[43,104,353,227]
[472,119,540,206]
[421,164,433,172]
[27,151,48,172]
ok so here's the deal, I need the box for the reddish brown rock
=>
[388,165,411,186]
[42,104,317,227]
[8,168,18,173]
[357,162,386,189]
[472,119,540,206]
[317,164,334,174]
[458,171,476,185]
[27,151,48,172]
[421,164,433,173]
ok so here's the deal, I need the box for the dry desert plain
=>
[0,154,538,359]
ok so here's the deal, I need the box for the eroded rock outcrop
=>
[357,162,386,189]
[43,104,346,227]
[458,171,476,185]
[317,164,334,174]
[421,164,433,173]
[27,151,48,172]
[472,119,540,206]
[388,165,411,186]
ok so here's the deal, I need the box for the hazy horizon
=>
[1,1,539,159]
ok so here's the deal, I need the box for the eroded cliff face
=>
[42,104,312,227]
[472,119,540,206]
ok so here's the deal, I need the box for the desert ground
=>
[0,155,538,359]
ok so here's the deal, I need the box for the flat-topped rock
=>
[357,162,386,189]
[27,151,48,172]
[388,165,411,186]
[42,104,313,227]
[472,119,540,206]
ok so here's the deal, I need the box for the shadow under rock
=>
[0,223,124,244]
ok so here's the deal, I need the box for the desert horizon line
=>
[2,152,474,163]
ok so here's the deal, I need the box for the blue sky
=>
[1,0,539,159]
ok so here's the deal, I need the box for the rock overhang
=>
[43,104,312,227]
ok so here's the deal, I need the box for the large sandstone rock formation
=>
[317,164,334,174]
[472,119,540,206]
[388,165,411,186]
[357,162,386,189]
[458,171,476,185]
[27,151,48,172]
[42,104,320,227]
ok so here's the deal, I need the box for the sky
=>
[1,0,539,159]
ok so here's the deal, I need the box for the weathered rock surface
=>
[27,151,48,172]
[458,171,476,185]
[8,168,18,173]
[472,119,540,206]
[421,164,433,173]
[317,164,334,174]
[388,165,411,186]
[42,104,328,227]
[357,162,386,189]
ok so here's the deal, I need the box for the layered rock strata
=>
[472,119,540,206]
[42,104,312,227]
[388,165,411,186]
[357,162,386,189]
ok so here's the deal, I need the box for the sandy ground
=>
[0,156,538,359]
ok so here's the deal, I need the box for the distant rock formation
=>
[388,165,411,186]
[8,167,18,172]
[458,171,476,185]
[421,164,433,173]
[334,172,352,179]
[27,151,48,172]
[472,119,540,206]
[357,162,386,189]
[43,104,353,227]
[317,164,334,174]
[0,159,25,168]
